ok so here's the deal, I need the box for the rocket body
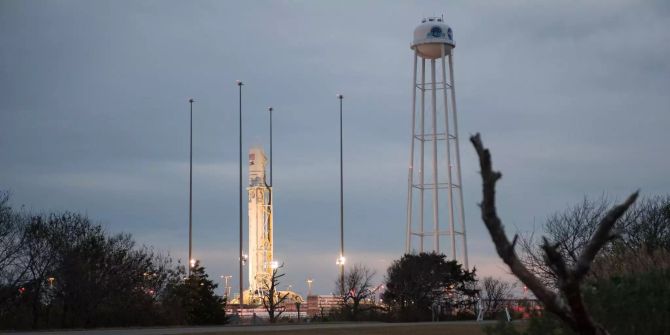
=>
[248,146,273,293]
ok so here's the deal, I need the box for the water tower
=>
[405,17,468,268]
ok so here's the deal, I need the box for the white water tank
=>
[411,17,454,59]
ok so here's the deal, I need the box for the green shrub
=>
[584,269,670,335]
[486,270,670,335]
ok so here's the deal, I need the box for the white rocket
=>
[247,146,274,293]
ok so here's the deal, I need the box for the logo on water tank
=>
[428,26,444,38]
[447,28,453,40]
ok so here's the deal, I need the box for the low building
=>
[305,295,344,317]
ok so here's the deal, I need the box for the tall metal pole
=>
[337,93,344,294]
[268,107,273,186]
[188,98,194,277]
[237,80,244,307]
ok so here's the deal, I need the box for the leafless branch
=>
[470,133,637,335]
[574,192,638,280]
[261,264,290,323]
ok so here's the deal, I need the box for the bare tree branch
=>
[574,192,639,280]
[541,238,568,280]
[480,277,516,318]
[336,264,376,320]
[470,134,568,318]
[261,264,289,323]
[470,133,637,335]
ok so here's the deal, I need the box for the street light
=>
[189,258,196,269]
[188,97,195,276]
[236,80,244,307]
[336,254,346,295]
[337,93,345,295]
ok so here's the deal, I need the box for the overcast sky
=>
[1,0,669,297]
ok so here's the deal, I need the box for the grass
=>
[183,321,527,335]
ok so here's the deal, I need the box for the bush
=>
[584,269,670,335]
[486,270,670,335]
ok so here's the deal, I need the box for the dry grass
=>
[184,321,526,335]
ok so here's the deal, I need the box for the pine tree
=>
[170,261,228,325]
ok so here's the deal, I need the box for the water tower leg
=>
[448,52,469,269]
[430,58,440,253]
[441,44,457,261]
[406,51,418,253]
[419,58,426,253]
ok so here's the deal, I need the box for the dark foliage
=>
[162,261,227,325]
[583,269,670,335]
[488,268,670,335]
[0,192,225,329]
[382,252,477,321]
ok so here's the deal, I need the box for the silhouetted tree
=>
[383,252,476,321]
[163,261,227,325]
[480,277,516,319]
[0,192,30,307]
[335,264,376,320]
[0,192,188,330]
[519,195,670,287]
[470,133,637,335]
[260,264,289,323]
[619,195,670,252]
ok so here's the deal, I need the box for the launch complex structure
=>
[228,16,469,306]
[230,147,303,306]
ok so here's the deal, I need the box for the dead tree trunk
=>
[470,133,637,335]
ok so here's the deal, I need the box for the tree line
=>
[0,191,227,330]
[4,160,668,333]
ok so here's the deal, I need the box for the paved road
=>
[7,320,499,335]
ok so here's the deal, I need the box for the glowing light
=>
[270,261,279,269]
[189,258,196,268]
[336,255,346,265]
